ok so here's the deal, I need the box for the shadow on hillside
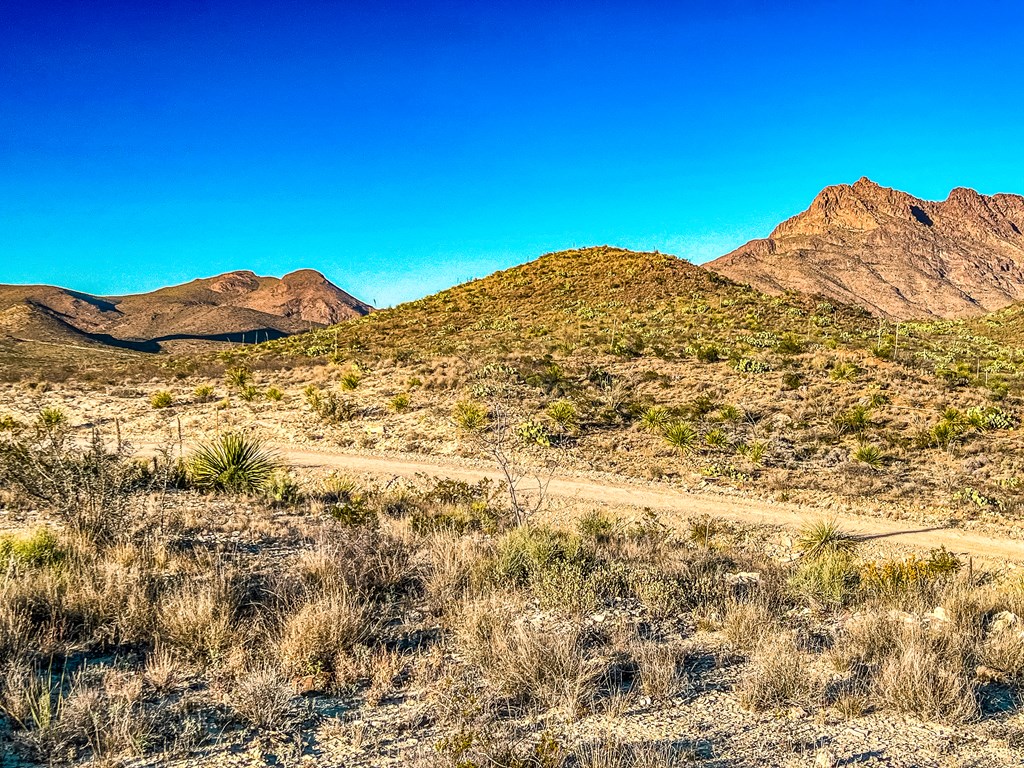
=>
[83,328,291,353]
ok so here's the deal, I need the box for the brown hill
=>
[0,269,372,353]
[708,178,1024,320]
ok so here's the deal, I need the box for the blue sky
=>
[3,1,1024,307]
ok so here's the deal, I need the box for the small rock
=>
[990,610,1019,633]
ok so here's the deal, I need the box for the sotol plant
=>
[187,432,279,493]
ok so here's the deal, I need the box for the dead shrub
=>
[455,596,600,714]
[229,666,294,730]
[279,590,373,690]
[738,634,814,711]
[157,577,236,666]
[874,625,979,724]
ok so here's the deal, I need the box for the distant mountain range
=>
[6,178,1024,360]
[0,269,372,353]
[709,178,1024,320]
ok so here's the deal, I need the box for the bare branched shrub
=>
[0,427,147,544]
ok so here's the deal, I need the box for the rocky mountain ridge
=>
[709,178,1024,319]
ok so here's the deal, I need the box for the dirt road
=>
[278,446,1024,564]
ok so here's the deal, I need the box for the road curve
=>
[277,446,1024,564]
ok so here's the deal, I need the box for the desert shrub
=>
[517,419,551,447]
[455,597,599,714]
[264,386,284,402]
[224,367,251,389]
[280,590,372,690]
[790,550,858,607]
[6,666,155,763]
[662,422,697,454]
[157,578,236,665]
[546,400,578,432]
[229,667,294,730]
[633,641,688,701]
[389,392,411,412]
[736,440,768,466]
[739,634,814,711]
[305,386,357,423]
[0,429,147,544]
[453,400,488,431]
[874,626,978,724]
[830,361,860,381]
[833,405,871,436]
[186,432,278,494]
[0,528,64,569]
[577,510,614,543]
[340,366,362,391]
[692,344,721,363]
[851,443,885,469]
[238,385,261,402]
[721,599,779,652]
[315,474,374,526]
[264,469,303,507]
[858,552,961,605]
[781,371,803,390]
[294,528,413,602]
[491,526,594,589]
[149,391,173,409]
[193,384,215,402]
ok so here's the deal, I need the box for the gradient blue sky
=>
[3,1,1024,307]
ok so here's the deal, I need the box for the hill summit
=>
[709,178,1024,319]
[0,269,372,353]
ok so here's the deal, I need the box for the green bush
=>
[790,550,858,606]
[225,367,252,389]
[340,367,362,391]
[546,400,578,432]
[453,400,488,431]
[193,384,216,402]
[187,432,279,494]
[0,527,65,568]
[150,391,173,409]
[389,392,411,412]
[265,386,284,402]
[640,406,671,432]
[851,443,885,469]
[662,422,697,454]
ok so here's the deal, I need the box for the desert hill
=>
[0,269,372,353]
[267,246,873,363]
[709,178,1024,320]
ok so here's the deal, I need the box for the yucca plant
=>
[704,428,729,449]
[546,400,578,432]
[851,443,885,470]
[187,432,278,493]
[662,422,697,454]
[640,406,670,432]
[224,367,252,389]
[797,519,861,558]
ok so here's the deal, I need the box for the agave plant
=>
[187,432,278,493]
[662,422,697,454]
